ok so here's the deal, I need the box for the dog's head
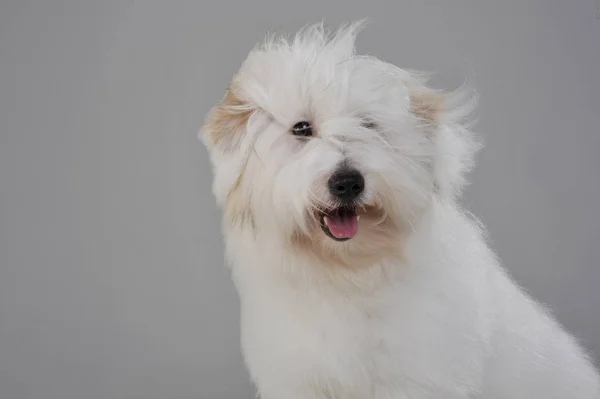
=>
[200,22,479,266]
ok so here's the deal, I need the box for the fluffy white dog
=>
[200,22,600,398]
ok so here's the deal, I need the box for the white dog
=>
[200,22,600,398]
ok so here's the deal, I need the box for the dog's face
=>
[201,23,477,266]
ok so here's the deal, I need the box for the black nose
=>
[328,169,365,202]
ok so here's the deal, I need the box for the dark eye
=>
[362,120,378,130]
[291,121,313,137]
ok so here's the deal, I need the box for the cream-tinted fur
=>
[200,22,600,398]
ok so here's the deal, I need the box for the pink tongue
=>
[326,214,358,239]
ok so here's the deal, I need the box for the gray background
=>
[1,0,599,398]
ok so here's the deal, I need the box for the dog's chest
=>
[239,279,400,397]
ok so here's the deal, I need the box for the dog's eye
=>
[291,121,313,137]
[362,120,378,130]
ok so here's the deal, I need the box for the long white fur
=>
[201,21,600,399]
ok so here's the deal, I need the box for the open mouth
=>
[319,206,360,242]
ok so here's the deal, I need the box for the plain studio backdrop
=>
[1,1,599,398]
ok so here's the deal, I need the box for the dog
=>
[199,22,600,399]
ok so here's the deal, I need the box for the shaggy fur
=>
[200,22,600,398]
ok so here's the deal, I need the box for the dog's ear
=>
[201,85,254,153]
[409,88,445,129]
[409,85,480,200]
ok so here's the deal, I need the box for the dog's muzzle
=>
[320,168,364,241]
